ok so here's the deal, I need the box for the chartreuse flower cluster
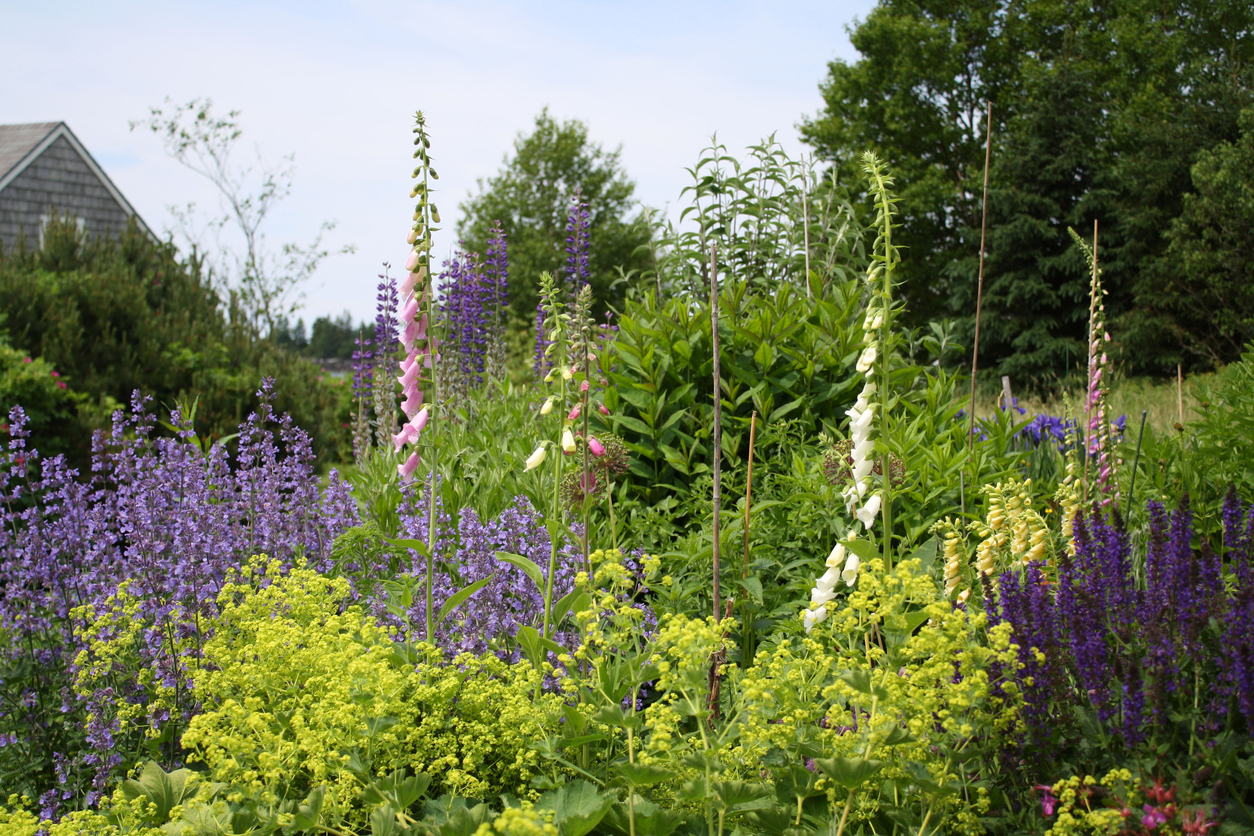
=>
[176,556,562,831]
[741,559,1023,835]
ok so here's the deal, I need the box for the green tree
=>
[1131,106,1254,368]
[802,0,1254,382]
[457,109,651,323]
[799,0,1014,325]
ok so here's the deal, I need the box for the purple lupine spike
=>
[484,222,509,380]
[534,303,551,378]
[565,187,591,290]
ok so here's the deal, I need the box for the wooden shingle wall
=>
[0,135,138,252]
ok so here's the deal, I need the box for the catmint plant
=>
[0,385,358,814]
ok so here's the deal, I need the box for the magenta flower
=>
[1034,785,1058,816]
[588,437,606,457]
[1142,805,1168,830]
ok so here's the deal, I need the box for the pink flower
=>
[1142,805,1168,830]
[598,403,610,416]
[56,381,66,389]
[50,370,60,377]
[580,380,590,392]
[398,450,421,483]
[588,437,606,457]
[22,357,31,363]
[1034,786,1058,817]
[405,248,421,272]
[567,404,581,421]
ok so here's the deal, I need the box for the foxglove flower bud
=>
[539,396,555,416]
[561,429,577,454]
[588,437,606,457]
[524,445,547,471]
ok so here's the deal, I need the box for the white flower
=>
[852,457,874,483]
[803,605,828,634]
[524,445,547,471]
[841,554,861,586]
[825,542,846,569]
[810,587,837,607]
[561,429,577,453]
[539,396,555,416]
[856,493,882,528]
[816,566,841,591]
[856,345,877,373]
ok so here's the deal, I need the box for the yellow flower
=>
[524,445,547,471]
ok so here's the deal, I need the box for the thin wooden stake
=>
[742,411,757,579]
[967,101,994,452]
[1177,364,1184,428]
[710,242,722,621]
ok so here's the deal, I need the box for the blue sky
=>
[2,0,875,326]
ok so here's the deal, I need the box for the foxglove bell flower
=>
[524,445,547,471]
[540,396,555,416]
[399,449,421,483]
[588,437,606,457]
[561,428,577,454]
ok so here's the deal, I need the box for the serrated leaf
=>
[536,780,615,836]
[838,669,889,700]
[814,756,885,791]
[615,761,673,786]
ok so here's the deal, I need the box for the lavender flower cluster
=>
[995,488,1254,759]
[440,231,510,402]
[534,192,591,377]
[351,486,654,663]
[0,383,358,814]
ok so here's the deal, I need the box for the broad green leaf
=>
[615,761,673,786]
[838,669,889,700]
[814,756,885,791]
[382,536,431,558]
[537,780,615,836]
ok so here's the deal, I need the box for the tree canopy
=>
[802,0,1254,381]
[456,109,651,323]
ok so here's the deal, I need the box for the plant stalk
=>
[710,241,722,619]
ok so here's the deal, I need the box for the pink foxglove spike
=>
[398,450,421,483]
[401,386,424,418]
[401,318,419,351]
[401,295,420,323]
[400,268,424,297]
[404,248,421,272]
[397,356,421,389]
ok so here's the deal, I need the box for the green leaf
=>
[496,551,545,594]
[552,588,592,625]
[712,780,772,811]
[905,536,938,573]
[615,762,673,787]
[735,575,764,604]
[382,536,431,558]
[536,780,615,836]
[814,756,885,791]
[838,669,889,700]
[293,786,325,831]
[842,538,880,565]
[120,760,196,824]
[436,576,494,626]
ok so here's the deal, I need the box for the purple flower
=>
[565,187,591,290]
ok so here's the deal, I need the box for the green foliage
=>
[0,213,352,464]
[180,557,563,830]
[802,0,1254,382]
[457,109,651,322]
[1142,106,1254,368]
[0,336,111,462]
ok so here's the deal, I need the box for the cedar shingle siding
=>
[0,122,149,252]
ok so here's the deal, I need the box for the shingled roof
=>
[0,121,150,251]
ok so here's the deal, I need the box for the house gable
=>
[0,122,151,252]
